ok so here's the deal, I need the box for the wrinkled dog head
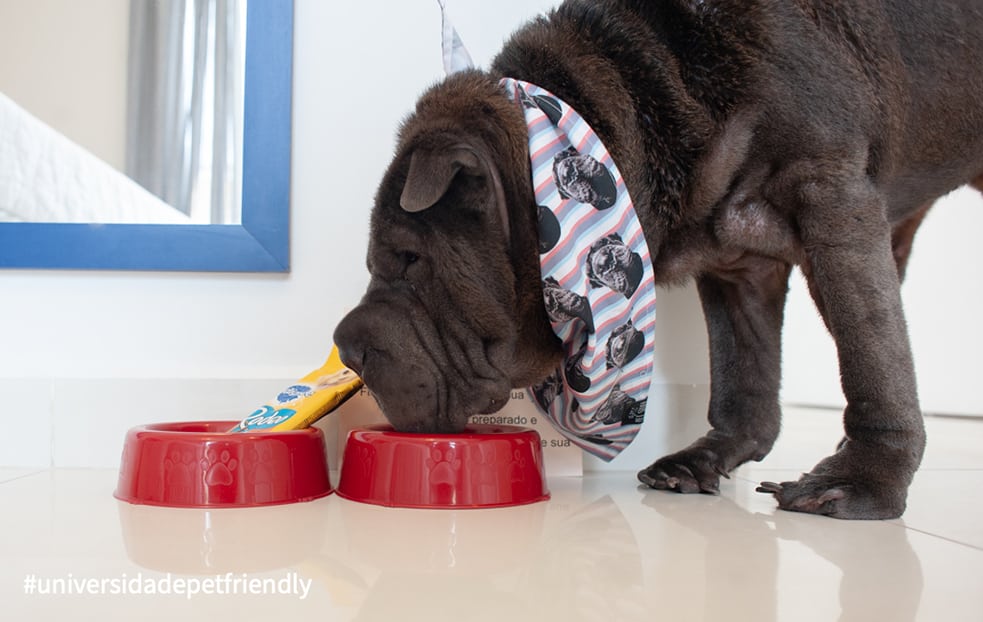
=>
[334,73,561,433]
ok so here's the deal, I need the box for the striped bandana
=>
[501,78,657,461]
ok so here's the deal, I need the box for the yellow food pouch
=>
[228,346,363,432]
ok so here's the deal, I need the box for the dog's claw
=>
[756,481,783,494]
[755,471,904,519]
[638,449,729,496]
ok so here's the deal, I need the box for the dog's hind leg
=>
[638,256,791,494]
[756,171,926,520]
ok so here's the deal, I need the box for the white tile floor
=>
[1,406,981,621]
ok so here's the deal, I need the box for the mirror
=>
[0,0,292,272]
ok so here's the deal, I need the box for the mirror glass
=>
[0,0,292,272]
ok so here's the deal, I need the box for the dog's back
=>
[880,0,983,209]
[492,0,983,222]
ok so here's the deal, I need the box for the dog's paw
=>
[638,433,773,495]
[637,448,730,495]
[756,474,905,520]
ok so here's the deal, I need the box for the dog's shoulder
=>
[489,1,781,233]
[491,0,771,120]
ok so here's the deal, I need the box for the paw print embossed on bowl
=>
[336,424,549,509]
[114,421,332,508]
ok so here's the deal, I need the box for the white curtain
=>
[125,0,246,224]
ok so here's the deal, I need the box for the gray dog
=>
[334,0,983,519]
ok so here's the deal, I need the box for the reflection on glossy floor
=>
[2,407,981,621]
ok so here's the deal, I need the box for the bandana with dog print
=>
[501,78,657,460]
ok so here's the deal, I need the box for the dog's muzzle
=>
[334,295,512,434]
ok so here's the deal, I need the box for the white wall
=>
[0,0,977,470]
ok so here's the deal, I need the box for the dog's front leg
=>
[638,257,792,494]
[756,176,926,520]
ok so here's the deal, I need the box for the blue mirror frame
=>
[0,0,292,272]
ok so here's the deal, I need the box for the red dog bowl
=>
[336,424,550,509]
[114,421,332,508]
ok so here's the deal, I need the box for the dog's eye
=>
[401,251,419,265]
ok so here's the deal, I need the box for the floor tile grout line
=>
[737,467,983,474]
[734,473,983,551]
[896,524,983,553]
[0,469,47,486]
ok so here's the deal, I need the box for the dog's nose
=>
[333,310,368,376]
[336,344,363,376]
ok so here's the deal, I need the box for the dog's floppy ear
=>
[400,147,480,213]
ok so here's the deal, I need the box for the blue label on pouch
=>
[236,405,297,430]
